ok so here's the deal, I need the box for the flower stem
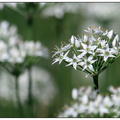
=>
[28,67,33,105]
[92,74,99,93]
[15,75,24,117]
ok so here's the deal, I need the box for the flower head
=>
[52,26,120,76]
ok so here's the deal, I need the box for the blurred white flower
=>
[42,3,81,19]
[72,88,78,100]
[58,86,120,118]
[0,66,57,105]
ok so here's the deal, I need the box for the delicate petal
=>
[71,35,76,44]
[84,35,88,42]
[107,30,114,39]
[88,56,93,61]
[66,62,73,67]
[81,43,87,49]
[52,58,59,65]
[75,40,80,48]
[82,65,87,71]
[104,56,108,62]
[73,62,77,70]
[88,65,94,71]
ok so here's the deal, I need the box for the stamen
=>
[94,26,97,29]
[86,33,89,35]
[104,29,106,32]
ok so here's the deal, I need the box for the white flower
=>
[72,88,78,100]
[100,40,107,48]
[107,30,114,39]
[99,105,109,116]
[66,54,81,70]
[98,45,116,62]
[78,43,97,55]
[78,56,96,71]
[94,26,102,35]
[81,94,88,104]
[103,96,113,107]
[64,107,78,117]
[52,51,69,65]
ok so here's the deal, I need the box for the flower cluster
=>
[0,21,49,75]
[52,26,120,76]
[58,86,120,118]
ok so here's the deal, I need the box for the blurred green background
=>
[0,2,120,118]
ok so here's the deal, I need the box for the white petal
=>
[64,50,70,57]
[81,43,87,49]
[71,35,76,44]
[77,54,84,58]
[91,59,97,64]
[75,40,80,48]
[97,54,104,56]
[104,56,108,62]
[72,88,78,100]
[83,65,87,71]
[52,59,59,65]
[59,59,63,64]
[78,62,85,66]
[88,65,94,71]
[112,35,119,47]
[73,62,77,70]
[84,35,88,42]
[107,30,114,39]
[90,45,97,50]
[66,62,73,67]
[109,54,115,58]
[88,56,93,61]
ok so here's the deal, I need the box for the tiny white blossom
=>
[52,51,69,65]
[78,56,97,71]
[66,54,81,70]
[98,45,116,62]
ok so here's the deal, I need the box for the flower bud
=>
[84,35,88,42]
[70,35,76,44]
[75,40,80,48]
[107,30,114,39]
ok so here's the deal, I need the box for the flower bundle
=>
[52,26,120,92]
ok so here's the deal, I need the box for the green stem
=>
[28,67,33,105]
[93,74,99,93]
[28,67,34,117]
[15,75,24,117]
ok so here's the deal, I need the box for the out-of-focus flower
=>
[0,66,57,105]
[0,21,49,76]
[42,3,81,19]
[58,86,120,118]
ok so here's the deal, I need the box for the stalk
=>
[27,67,34,117]
[92,74,99,93]
[28,67,33,105]
[15,75,24,117]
